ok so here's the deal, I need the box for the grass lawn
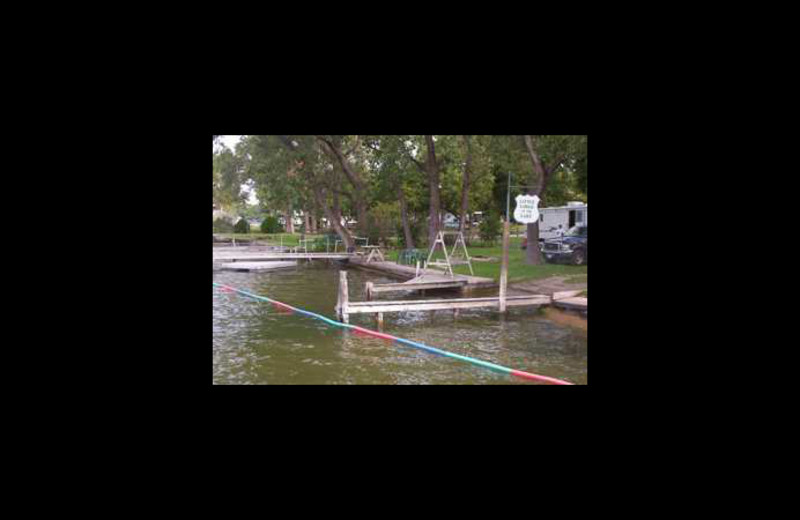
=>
[385,237,587,283]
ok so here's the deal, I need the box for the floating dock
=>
[551,290,588,313]
[366,278,467,299]
[349,258,496,290]
[213,252,356,262]
[219,261,297,272]
[335,271,547,325]
[552,297,588,312]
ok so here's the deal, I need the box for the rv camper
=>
[538,202,588,241]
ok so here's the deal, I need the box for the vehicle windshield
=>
[565,226,587,237]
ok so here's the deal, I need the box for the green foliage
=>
[213,217,234,233]
[364,201,400,245]
[213,147,246,210]
[215,135,587,247]
[396,219,422,249]
[234,218,250,234]
[260,216,283,234]
[479,210,502,246]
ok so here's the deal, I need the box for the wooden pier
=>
[551,290,588,313]
[218,261,297,272]
[213,252,357,262]
[336,271,549,325]
[366,278,467,299]
[350,258,496,288]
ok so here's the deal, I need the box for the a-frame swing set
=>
[421,230,474,278]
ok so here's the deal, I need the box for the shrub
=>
[213,217,234,233]
[479,211,502,246]
[234,218,250,234]
[260,216,284,234]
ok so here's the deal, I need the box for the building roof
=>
[540,204,588,211]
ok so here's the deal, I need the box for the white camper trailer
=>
[538,201,588,240]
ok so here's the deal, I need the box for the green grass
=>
[564,275,588,284]
[385,237,587,283]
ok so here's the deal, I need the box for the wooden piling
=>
[366,281,374,301]
[377,312,384,328]
[336,270,350,323]
[499,219,510,312]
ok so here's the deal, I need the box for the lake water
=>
[213,263,587,384]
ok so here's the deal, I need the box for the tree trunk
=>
[330,187,354,249]
[316,137,369,236]
[522,136,551,265]
[304,212,310,234]
[526,221,542,264]
[398,184,414,249]
[310,183,353,249]
[285,206,294,234]
[425,135,441,246]
[458,135,472,241]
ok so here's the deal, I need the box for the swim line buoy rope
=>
[213,282,574,385]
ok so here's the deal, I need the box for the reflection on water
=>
[213,263,587,385]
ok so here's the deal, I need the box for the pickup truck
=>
[539,225,587,265]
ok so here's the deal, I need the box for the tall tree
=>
[401,136,443,245]
[256,135,356,248]
[314,135,370,236]
[459,135,473,238]
[212,146,246,211]
[363,135,420,249]
[521,135,584,264]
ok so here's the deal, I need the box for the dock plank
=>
[346,294,551,314]
[213,252,355,261]
[219,261,297,272]
[552,297,588,311]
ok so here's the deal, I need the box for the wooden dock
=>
[348,294,551,314]
[552,297,588,312]
[213,252,357,262]
[366,278,467,299]
[349,258,496,288]
[218,261,297,272]
[551,290,588,313]
[335,270,548,325]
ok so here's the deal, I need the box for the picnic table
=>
[362,245,385,263]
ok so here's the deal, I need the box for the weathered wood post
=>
[336,270,349,323]
[499,219,510,313]
[415,260,420,278]
[366,281,373,301]
[377,312,384,328]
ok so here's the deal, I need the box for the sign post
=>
[499,218,510,312]
[500,194,540,313]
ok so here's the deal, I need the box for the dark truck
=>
[537,224,587,265]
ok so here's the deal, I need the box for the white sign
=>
[514,194,540,224]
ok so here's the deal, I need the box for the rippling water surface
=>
[213,263,587,384]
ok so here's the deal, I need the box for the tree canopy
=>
[212,135,587,261]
